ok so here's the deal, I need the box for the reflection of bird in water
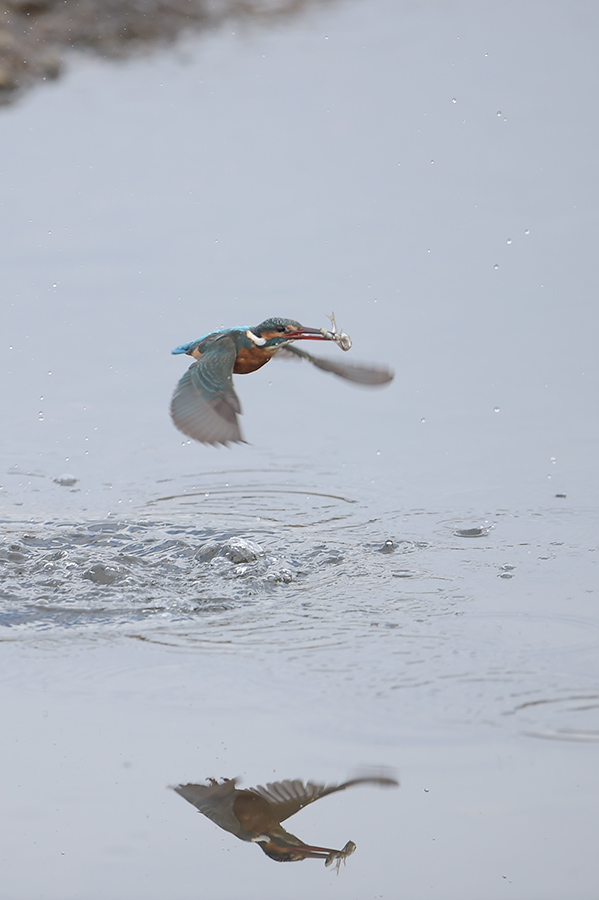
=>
[170,317,394,445]
[173,775,399,868]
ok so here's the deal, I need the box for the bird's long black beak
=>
[286,326,331,341]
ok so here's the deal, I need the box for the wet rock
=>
[454,525,491,538]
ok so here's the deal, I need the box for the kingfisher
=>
[173,774,399,867]
[170,316,394,445]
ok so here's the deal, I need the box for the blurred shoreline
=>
[0,0,332,103]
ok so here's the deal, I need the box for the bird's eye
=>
[277,325,287,333]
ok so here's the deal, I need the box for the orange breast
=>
[233,346,274,375]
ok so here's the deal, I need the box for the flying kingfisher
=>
[173,774,399,867]
[170,316,393,445]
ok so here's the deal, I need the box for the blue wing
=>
[170,337,244,445]
[172,326,248,356]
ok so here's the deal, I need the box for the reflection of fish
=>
[173,775,399,867]
[170,317,394,445]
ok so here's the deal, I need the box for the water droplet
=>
[550,456,556,464]
[524,229,530,235]
[494,406,500,413]
[506,238,512,244]
[376,450,381,456]
[496,110,502,117]
[47,371,52,376]
[452,97,457,103]
[493,264,499,270]
[420,417,426,424]
[38,410,44,421]
[430,159,435,165]
[379,540,396,554]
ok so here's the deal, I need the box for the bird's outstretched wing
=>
[170,337,244,445]
[278,344,394,385]
[248,776,399,823]
[173,779,243,836]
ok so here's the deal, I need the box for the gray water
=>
[2,1,599,898]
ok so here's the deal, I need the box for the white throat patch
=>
[246,329,267,346]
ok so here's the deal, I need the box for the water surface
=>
[2,1,599,897]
